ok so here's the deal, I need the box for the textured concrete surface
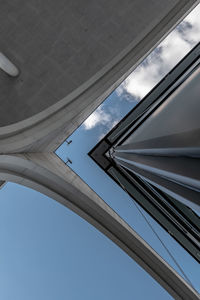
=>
[0,0,184,126]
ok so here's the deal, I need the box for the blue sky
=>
[1,4,200,300]
[1,183,175,300]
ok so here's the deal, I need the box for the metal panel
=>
[108,166,200,262]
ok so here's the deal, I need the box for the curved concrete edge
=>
[0,153,199,300]
[0,0,198,153]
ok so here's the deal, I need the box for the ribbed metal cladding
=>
[113,151,200,212]
[113,65,200,213]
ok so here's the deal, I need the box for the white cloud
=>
[83,106,111,130]
[183,6,200,45]
[117,57,161,100]
[161,31,191,68]
[98,119,120,141]
[116,4,200,100]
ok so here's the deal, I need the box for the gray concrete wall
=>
[0,0,187,126]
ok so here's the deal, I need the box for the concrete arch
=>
[0,152,199,300]
[0,0,198,153]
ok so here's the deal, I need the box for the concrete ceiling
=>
[1,0,198,128]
